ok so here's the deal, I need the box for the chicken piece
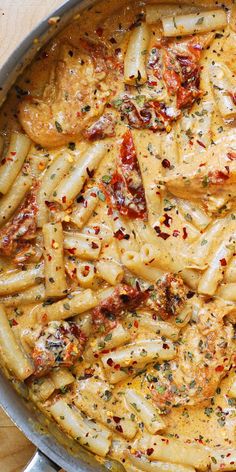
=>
[166,131,236,208]
[92,284,148,332]
[19,41,121,148]
[0,185,38,258]
[146,273,187,320]
[32,321,86,377]
[150,299,235,410]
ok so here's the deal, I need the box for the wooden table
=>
[0,2,64,469]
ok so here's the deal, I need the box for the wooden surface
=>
[0,2,65,470]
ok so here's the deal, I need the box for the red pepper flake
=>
[91,242,99,249]
[48,254,52,261]
[199,162,206,167]
[196,140,206,149]
[94,353,99,359]
[215,365,224,372]
[109,37,117,44]
[162,213,173,228]
[114,229,130,240]
[220,258,227,267]
[10,151,16,156]
[134,320,139,328]
[172,229,180,237]
[152,314,157,320]
[114,363,120,370]
[67,248,76,255]
[154,226,170,240]
[96,27,103,37]
[146,448,154,456]
[182,227,188,240]
[227,151,236,160]
[86,167,95,178]
[93,226,100,235]
[116,425,123,433]
[10,318,18,326]
[161,159,171,168]
[163,343,169,349]
[115,48,121,55]
[113,416,121,424]
[107,358,113,366]
[62,195,67,204]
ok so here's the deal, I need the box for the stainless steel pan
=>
[0,1,118,470]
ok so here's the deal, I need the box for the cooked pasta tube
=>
[37,289,98,323]
[160,128,179,166]
[53,142,108,208]
[146,4,199,25]
[198,235,236,295]
[89,324,131,355]
[210,449,236,471]
[0,173,32,227]
[49,399,111,456]
[124,23,150,85]
[137,313,179,341]
[0,263,44,295]
[224,256,236,283]
[70,187,99,228]
[126,452,196,472]
[228,378,236,398]
[141,244,183,273]
[43,222,67,297]
[0,283,46,306]
[111,211,139,253]
[137,434,210,470]
[75,379,137,439]
[106,369,130,384]
[188,219,225,267]
[176,199,211,231]
[96,259,124,285]
[217,283,236,301]
[162,9,227,37]
[29,377,55,403]
[64,233,101,260]
[75,262,96,288]
[0,304,34,380]
[37,152,72,227]
[50,367,74,390]
[209,62,236,120]
[122,251,163,282]
[0,132,31,195]
[180,268,200,290]
[125,389,165,434]
[101,339,175,369]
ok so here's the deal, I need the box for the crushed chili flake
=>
[162,159,171,168]
[96,27,103,37]
[227,151,236,160]
[182,227,188,239]
[196,140,206,149]
[107,358,113,366]
[113,416,121,424]
[220,258,227,267]
[162,213,173,228]
[172,229,180,237]
[146,448,154,456]
[114,229,130,240]
[154,226,170,240]
[134,320,139,328]
[116,425,123,433]
[62,195,67,204]
[91,242,99,249]
[215,365,224,372]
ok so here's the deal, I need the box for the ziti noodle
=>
[0,0,235,470]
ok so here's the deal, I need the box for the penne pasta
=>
[217,283,236,301]
[0,304,34,380]
[70,186,99,229]
[53,142,108,208]
[198,234,236,295]
[176,199,211,231]
[64,233,102,260]
[0,263,44,295]
[96,259,124,285]
[124,23,150,85]
[209,62,236,120]
[29,377,55,403]
[101,339,175,370]
[49,399,111,456]
[37,152,72,227]
[50,367,74,390]
[0,173,32,227]
[122,251,163,282]
[126,452,196,472]
[43,222,67,297]
[146,4,199,25]
[88,323,131,357]
[0,132,31,195]
[224,256,236,283]
[137,312,179,341]
[75,378,138,439]
[37,289,98,323]
[162,9,227,37]
[125,389,165,434]
[137,434,210,470]
[0,283,46,306]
